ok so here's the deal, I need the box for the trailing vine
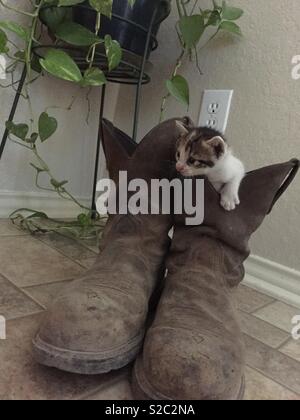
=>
[160,0,244,121]
[0,0,243,240]
[0,0,126,239]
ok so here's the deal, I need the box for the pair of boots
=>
[33,118,299,400]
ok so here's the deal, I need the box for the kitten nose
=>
[176,163,185,172]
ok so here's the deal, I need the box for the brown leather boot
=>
[133,159,299,400]
[33,117,193,374]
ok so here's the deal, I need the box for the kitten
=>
[175,121,245,211]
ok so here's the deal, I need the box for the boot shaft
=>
[171,159,299,286]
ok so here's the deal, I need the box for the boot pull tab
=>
[268,158,300,214]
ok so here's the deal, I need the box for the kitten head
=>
[175,121,228,177]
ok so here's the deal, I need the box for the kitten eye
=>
[188,157,195,165]
[176,151,180,159]
[199,160,209,166]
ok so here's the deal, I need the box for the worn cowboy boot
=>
[33,117,193,374]
[133,159,299,400]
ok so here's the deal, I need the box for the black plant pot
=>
[73,0,171,58]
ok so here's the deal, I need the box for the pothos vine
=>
[0,0,244,240]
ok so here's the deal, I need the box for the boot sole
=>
[132,356,246,400]
[32,331,144,375]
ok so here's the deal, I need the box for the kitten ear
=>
[207,136,226,158]
[175,120,189,136]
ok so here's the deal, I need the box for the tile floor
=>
[0,219,299,400]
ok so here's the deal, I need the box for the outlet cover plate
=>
[198,89,233,134]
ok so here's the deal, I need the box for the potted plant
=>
[39,0,171,63]
[72,0,172,57]
[0,0,244,238]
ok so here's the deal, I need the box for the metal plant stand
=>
[0,6,160,216]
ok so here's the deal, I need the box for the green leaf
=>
[82,67,106,86]
[26,133,39,144]
[201,9,213,19]
[179,15,204,49]
[31,55,42,73]
[15,50,41,72]
[39,5,73,32]
[51,178,68,188]
[38,112,58,142]
[58,0,85,5]
[55,22,101,46]
[104,35,122,71]
[0,29,8,54]
[0,21,29,41]
[5,121,29,140]
[14,50,25,60]
[89,0,113,18]
[222,2,243,21]
[219,21,242,36]
[40,49,83,83]
[206,10,221,26]
[77,213,90,226]
[166,75,189,108]
[127,0,136,7]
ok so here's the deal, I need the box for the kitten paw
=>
[220,194,240,211]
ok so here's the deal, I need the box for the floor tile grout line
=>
[22,278,80,309]
[250,310,296,336]
[33,234,94,268]
[23,278,74,290]
[241,333,289,351]
[0,272,45,311]
[248,298,277,315]
[4,311,44,324]
[33,234,99,270]
[4,308,45,322]
[277,335,295,351]
[251,297,300,313]
[3,228,92,270]
[239,306,293,337]
[244,334,300,393]
[251,311,296,336]
[245,333,300,365]
[0,233,87,288]
[18,276,78,289]
[0,233,29,237]
[238,313,290,350]
[1,271,78,291]
[34,230,99,255]
[20,288,48,311]
[245,363,300,397]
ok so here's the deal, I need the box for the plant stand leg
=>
[132,6,158,142]
[0,66,27,160]
[91,6,158,215]
[91,84,106,218]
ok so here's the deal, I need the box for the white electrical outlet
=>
[198,90,233,134]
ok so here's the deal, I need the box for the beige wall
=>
[114,0,300,270]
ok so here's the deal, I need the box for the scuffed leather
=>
[34,117,193,365]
